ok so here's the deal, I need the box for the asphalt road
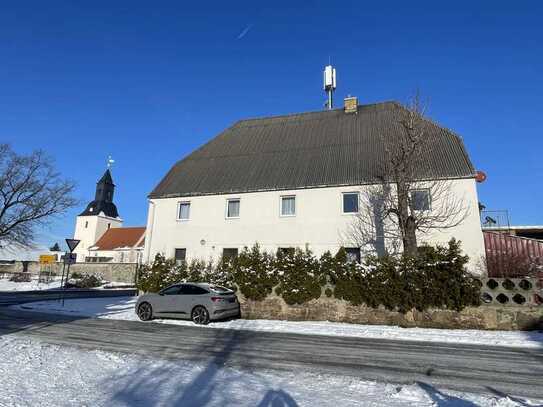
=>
[0,307,542,401]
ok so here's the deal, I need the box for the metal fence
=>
[483,231,543,279]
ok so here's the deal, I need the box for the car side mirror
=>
[158,292,164,296]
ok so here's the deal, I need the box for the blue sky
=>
[1,1,542,248]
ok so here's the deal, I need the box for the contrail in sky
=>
[237,24,253,40]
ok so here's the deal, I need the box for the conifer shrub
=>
[137,240,481,312]
[9,272,31,282]
[332,239,481,312]
[275,247,324,305]
[206,258,236,290]
[230,244,277,301]
[70,273,103,288]
[136,253,178,292]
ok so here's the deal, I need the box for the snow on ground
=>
[0,276,62,291]
[0,277,133,291]
[0,334,537,406]
[14,296,543,349]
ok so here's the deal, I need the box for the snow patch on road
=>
[0,335,537,406]
[13,296,543,349]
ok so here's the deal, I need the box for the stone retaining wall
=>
[239,294,543,331]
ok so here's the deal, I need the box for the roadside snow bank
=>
[0,276,62,291]
[0,335,537,406]
[14,297,543,349]
[0,277,133,292]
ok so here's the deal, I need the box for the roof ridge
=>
[110,226,146,229]
[235,100,400,124]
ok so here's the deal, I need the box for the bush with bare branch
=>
[0,144,77,248]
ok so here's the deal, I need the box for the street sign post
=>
[65,239,80,253]
[61,253,77,264]
[39,254,56,284]
[60,239,80,306]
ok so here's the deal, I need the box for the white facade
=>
[144,178,485,272]
[87,247,143,264]
[73,214,123,262]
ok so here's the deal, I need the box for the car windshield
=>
[209,285,232,294]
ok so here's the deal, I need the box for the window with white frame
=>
[178,202,191,220]
[342,192,359,213]
[410,189,431,211]
[280,195,296,216]
[226,199,240,218]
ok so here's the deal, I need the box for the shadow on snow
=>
[105,327,299,407]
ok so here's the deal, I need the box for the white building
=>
[144,99,485,271]
[73,169,145,263]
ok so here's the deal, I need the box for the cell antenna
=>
[323,65,336,110]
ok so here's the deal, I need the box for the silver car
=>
[135,282,240,324]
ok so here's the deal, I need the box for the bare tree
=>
[345,93,469,257]
[0,144,77,248]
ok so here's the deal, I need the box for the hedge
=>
[136,239,481,313]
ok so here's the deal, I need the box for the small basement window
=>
[345,247,361,264]
[226,199,240,218]
[279,247,295,256]
[222,248,238,261]
[174,248,187,265]
[343,193,359,213]
[410,189,431,211]
[281,196,296,216]
[178,202,191,220]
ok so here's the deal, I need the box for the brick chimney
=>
[344,96,358,114]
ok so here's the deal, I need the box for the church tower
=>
[73,169,123,262]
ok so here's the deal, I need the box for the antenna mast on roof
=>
[323,64,336,110]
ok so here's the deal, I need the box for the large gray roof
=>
[150,101,476,199]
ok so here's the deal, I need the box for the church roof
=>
[149,101,476,199]
[90,227,146,251]
[79,169,119,217]
[79,201,119,218]
[98,169,114,185]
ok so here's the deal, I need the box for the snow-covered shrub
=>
[209,259,236,290]
[137,240,480,312]
[333,239,480,312]
[230,244,277,301]
[9,273,31,282]
[275,247,323,305]
[412,239,481,311]
[69,273,103,288]
[136,253,178,293]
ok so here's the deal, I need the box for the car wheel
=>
[137,302,153,321]
[191,305,210,325]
